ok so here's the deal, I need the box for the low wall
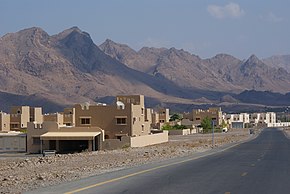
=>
[0,133,26,153]
[267,122,290,127]
[102,136,130,150]
[191,128,197,134]
[168,129,191,135]
[130,131,168,147]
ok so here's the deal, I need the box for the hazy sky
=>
[0,0,289,59]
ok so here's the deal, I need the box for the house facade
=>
[26,95,168,153]
[10,106,43,131]
[184,107,222,126]
[0,112,10,132]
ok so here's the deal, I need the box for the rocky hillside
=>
[0,27,222,112]
[263,55,290,73]
[100,40,290,94]
[0,27,290,112]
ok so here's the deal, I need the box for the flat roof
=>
[40,132,101,140]
[0,132,26,137]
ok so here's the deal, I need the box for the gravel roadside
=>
[0,129,253,194]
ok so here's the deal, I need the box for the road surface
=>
[27,128,290,194]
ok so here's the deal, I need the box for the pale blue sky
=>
[0,0,289,59]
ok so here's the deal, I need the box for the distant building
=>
[63,108,75,126]
[0,112,10,132]
[150,108,170,129]
[43,113,64,126]
[249,112,276,125]
[10,106,43,131]
[183,107,222,126]
[225,113,250,128]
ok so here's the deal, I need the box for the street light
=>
[212,120,215,147]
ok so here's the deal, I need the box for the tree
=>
[169,113,182,121]
[201,116,212,133]
[162,124,173,130]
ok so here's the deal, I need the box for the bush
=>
[162,124,187,130]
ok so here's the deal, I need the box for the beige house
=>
[0,112,10,132]
[43,113,64,126]
[27,95,168,153]
[184,107,222,126]
[27,122,103,153]
[63,108,75,126]
[10,106,43,131]
[42,108,75,127]
[75,95,150,139]
[149,108,170,129]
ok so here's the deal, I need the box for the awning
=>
[40,132,101,140]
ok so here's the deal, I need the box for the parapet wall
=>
[102,131,169,149]
[130,131,168,147]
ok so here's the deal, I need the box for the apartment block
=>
[0,112,10,132]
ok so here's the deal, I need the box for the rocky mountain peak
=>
[213,53,236,60]
[246,54,261,64]
[53,26,91,43]
[100,39,136,54]
[1,27,49,43]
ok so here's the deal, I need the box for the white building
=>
[249,112,276,125]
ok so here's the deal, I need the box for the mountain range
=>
[0,27,290,113]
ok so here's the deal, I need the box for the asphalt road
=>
[27,128,290,194]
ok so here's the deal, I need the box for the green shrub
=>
[162,124,187,130]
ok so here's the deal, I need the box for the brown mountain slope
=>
[1,27,290,112]
[263,55,290,73]
[0,27,219,111]
[100,40,290,94]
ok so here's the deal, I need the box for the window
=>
[196,118,201,120]
[141,108,144,115]
[33,137,40,145]
[116,118,127,125]
[81,118,91,125]
[11,124,19,129]
[133,117,136,124]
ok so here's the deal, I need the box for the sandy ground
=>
[0,129,254,194]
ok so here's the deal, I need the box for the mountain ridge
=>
[0,27,290,112]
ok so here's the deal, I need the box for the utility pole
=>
[212,120,215,147]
